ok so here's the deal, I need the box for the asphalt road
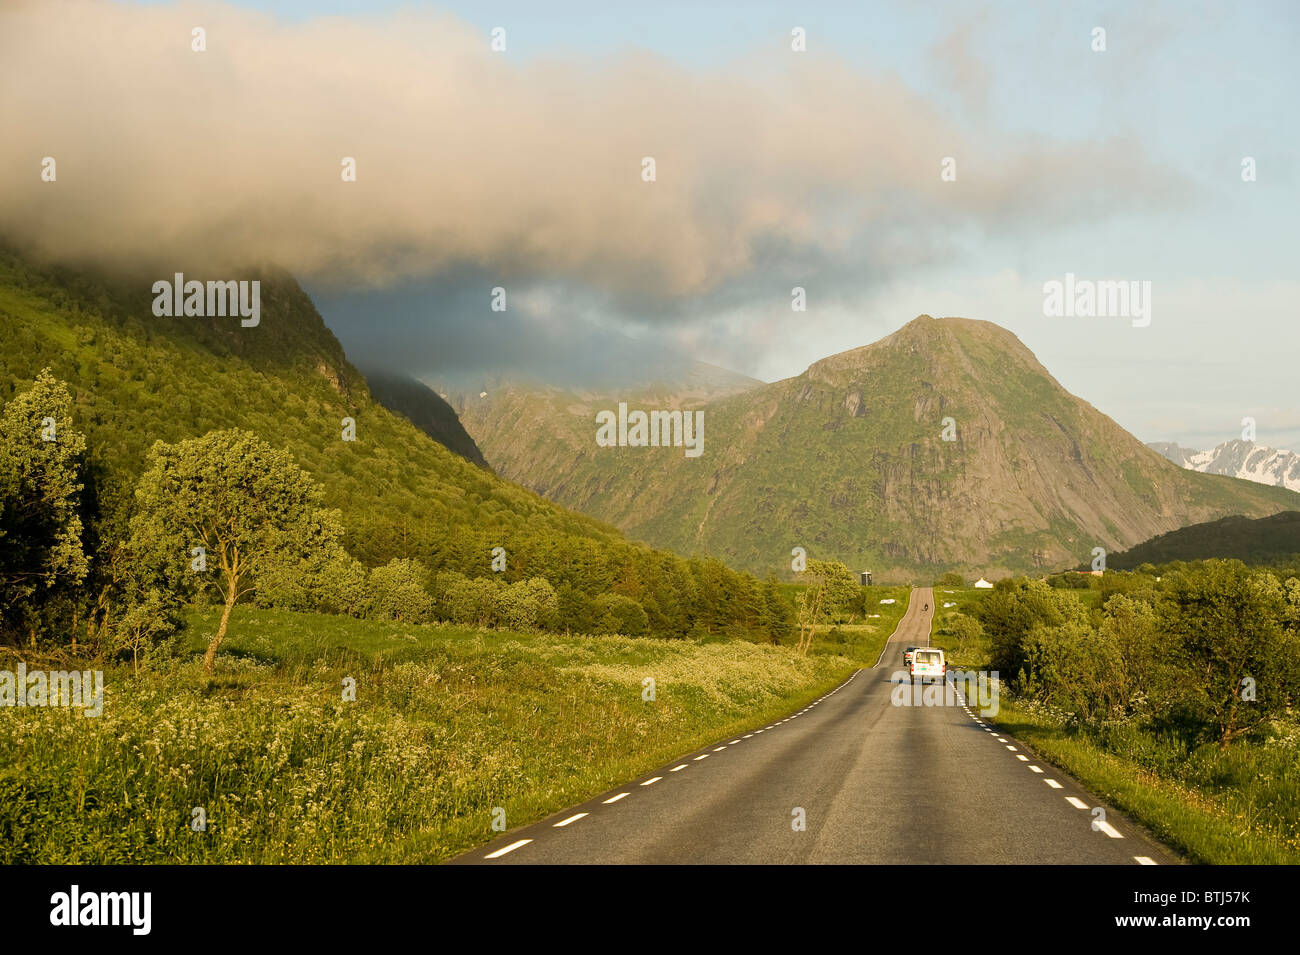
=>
[454,588,1180,865]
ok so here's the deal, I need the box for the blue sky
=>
[93,3,1300,447]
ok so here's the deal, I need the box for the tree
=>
[977,578,1089,683]
[950,614,983,654]
[129,429,336,673]
[498,577,559,631]
[0,369,89,642]
[762,575,794,646]
[1160,561,1300,747]
[592,593,649,636]
[368,558,436,623]
[793,560,857,656]
[110,588,179,674]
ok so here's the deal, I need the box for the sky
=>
[5,0,1298,449]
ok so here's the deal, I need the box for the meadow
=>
[0,607,856,863]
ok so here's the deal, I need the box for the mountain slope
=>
[362,370,490,470]
[1099,511,1300,569]
[1149,439,1300,493]
[0,248,691,589]
[454,315,1300,579]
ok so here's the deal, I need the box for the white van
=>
[909,647,946,683]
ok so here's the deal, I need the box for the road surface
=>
[453,588,1179,865]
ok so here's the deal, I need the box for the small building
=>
[859,570,872,586]
[973,578,993,589]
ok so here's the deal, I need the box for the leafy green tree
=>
[793,560,858,655]
[761,575,794,645]
[0,369,88,642]
[1160,561,1300,747]
[368,558,435,623]
[497,577,559,631]
[436,572,502,627]
[129,429,336,673]
[1021,618,1124,722]
[110,587,179,674]
[977,578,1089,683]
[950,614,983,653]
[592,593,649,636]
[253,511,366,615]
[1098,594,1175,719]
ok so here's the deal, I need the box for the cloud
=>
[930,12,992,114]
[1,0,1187,315]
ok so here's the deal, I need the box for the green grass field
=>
[0,608,858,863]
[805,585,911,664]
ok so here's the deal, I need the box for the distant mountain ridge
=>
[1148,439,1300,493]
[453,315,1300,580]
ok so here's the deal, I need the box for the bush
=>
[368,559,435,623]
[934,571,964,587]
[977,579,1089,684]
[1021,619,1124,722]
[950,614,983,650]
[497,577,559,631]
[592,593,649,636]
[436,572,502,627]
[255,553,370,617]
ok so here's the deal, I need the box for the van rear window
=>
[914,651,941,665]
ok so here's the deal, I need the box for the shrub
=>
[368,558,435,623]
[496,577,559,631]
[592,593,649,636]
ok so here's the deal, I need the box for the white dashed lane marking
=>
[1065,796,1089,810]
[640,776,662,787]
[603,793,629,804]
[485,839,531,859]
[1094,820,1124,839]
[553,813,588,827]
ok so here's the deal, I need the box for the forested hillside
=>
[0,248,787,649]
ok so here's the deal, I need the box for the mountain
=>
[1148,439,1300,493]
[453,315,1300,580]
[0,246,774,640]
[362,370,490,470]
[1100,511,1300,569]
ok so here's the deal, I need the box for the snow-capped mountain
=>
[1148,439,1300,493]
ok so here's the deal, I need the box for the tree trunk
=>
[204,590,237,674]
